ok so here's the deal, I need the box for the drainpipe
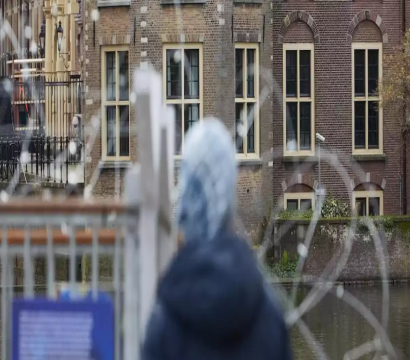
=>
[400,174,403,215]
[403,0,408,215]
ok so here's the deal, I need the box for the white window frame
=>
[352,190,384,216]
[162,43,203,157]
[235,43,260,160]
[101,46,131,161]
[352,42,383,155]
[284,192,315,211]
[283,43,315,157]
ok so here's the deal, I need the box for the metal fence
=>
[0,135,84,184]
[11,75,83,138]
[0,200,137,360]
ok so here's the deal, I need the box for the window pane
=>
[119,106,129,157]
[247,103,255,153]
[235,49,244,98]
[119,51,129,101]
[286,50,297,97]
[368,49,379,96]
[235,103,244,153]
[184,104,200,134]
[287,199,298,211]
[106,106,116,157]
[286,102,298,151]
[356,198,367,216]
[369,197,380,216]
[299,50,310,97]
[19,107,28,127]
[368,101,379,149]
[300,199,312,211]
[184,49,199,99]
[354,50,365,96]
[172,104,182,155]
[166,49,181,99]
[300,102,311,150]
[354,101,366,149]
[247,49,255,98]
[106,52,116,101]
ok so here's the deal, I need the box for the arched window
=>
[284,191,315,211]
[352,21,383,155]
[353,188,383,216]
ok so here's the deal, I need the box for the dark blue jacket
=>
[142,233,293,360]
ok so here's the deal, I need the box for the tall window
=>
[284,192,315,211]
[163,44,203,155]
[353,190,383,216]
[102,47,130,160]
[235,43,259,158]
[352,43,382,154]
[283,44,314,156]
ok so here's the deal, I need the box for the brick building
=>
[272,0,407,219]
[78,0,409,238]
[81,0,272,238]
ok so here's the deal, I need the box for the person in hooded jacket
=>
[141,118,293,360]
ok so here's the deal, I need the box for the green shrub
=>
[321,194,350,218]
[282,249,289,266]
[278,209,313,220]
[265,258,298,279]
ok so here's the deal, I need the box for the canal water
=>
[289,283,410,359]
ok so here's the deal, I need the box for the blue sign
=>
[12,298,114,360]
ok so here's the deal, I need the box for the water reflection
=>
[289,283,410,359]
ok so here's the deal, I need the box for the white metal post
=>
[125,68,176,357]
[123,165,141,360]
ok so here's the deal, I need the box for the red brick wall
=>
[283,20,314,43]
[353,20,383,43]
[274,220,410,281]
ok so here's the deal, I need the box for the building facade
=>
[272,0,406,219]
[81,0,272,239]
[80,0,410,239]
[2,0,410,238]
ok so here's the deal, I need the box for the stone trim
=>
[347,10,388,44]
[98,35,131,46]
[98,160,132,169]
[97,0,130,7]
[281,174,316,192]
[161,34,205,43]
[234,0,263,4]
[237,158,263,166]
[161,0,206,4]
[350,173,386,190]
[282,156,318,163]
[351,153,386,162]
[278,11,320,44]
[234,32,262,43]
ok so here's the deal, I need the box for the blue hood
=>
[177,118,237,243]
[143,234,293,360]
[157,232,265,345]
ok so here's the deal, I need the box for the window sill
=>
[173,157,263,168]
[351,153,386,162]
[234,0,262,3]
[98,160,132,169]
[282,155,318,163]
[160,0,207,4]
[237,158,263,166]
[97,0,130,7]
